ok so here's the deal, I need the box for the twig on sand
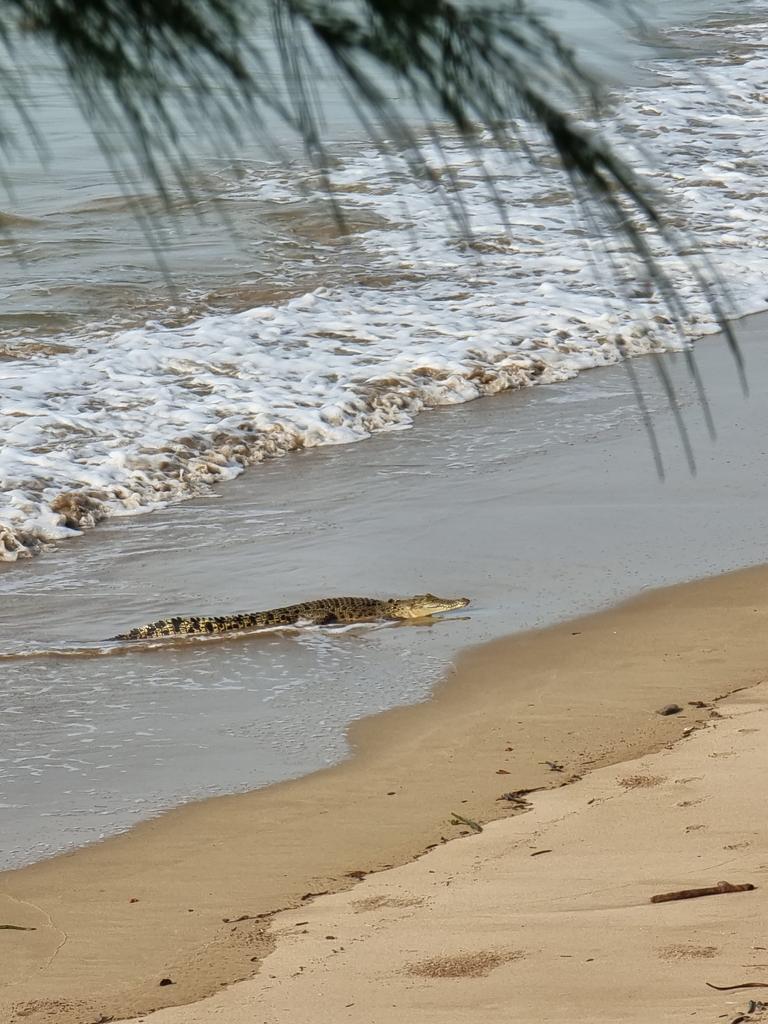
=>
[706,981,768,991]
[651,880,755,904]
[450,812,483,833]
[497,787,543,807]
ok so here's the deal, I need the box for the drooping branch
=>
[0,0,745,470]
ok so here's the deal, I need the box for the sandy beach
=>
[122,680,768,1024]
[3,559,768,1024]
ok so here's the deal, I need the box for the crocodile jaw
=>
[388,594,470,619]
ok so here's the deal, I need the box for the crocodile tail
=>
[113,612,270,641]
[113,617,189,640]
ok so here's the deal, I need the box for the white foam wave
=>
[3,13,768,559]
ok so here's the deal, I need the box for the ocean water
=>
[3,1,768,869]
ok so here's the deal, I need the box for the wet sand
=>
[3,560,768,1023]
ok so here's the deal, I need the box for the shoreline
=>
[4,560,768,1024]
[4,311,768,870]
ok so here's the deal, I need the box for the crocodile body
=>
[113,594,469,641]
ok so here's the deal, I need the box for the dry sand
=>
[122,681,768,1024]
[2,562,768,1023]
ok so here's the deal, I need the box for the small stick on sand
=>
[705,981,768,991]
[449,812,483,833]
[650,880,755,904]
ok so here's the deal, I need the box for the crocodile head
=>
[385,594,470,619]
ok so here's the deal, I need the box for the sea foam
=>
[2,16,768,559]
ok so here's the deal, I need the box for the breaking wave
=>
[3,12,768,560]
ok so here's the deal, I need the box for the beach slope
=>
[124,683,768,1024]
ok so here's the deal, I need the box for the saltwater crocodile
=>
[113,594,470,641]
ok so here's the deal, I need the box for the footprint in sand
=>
[353,895,428,913]
[618,775,666,789]
[404,949,525,979]
[658,945,719,961]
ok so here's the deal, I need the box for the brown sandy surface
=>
[122,680,768,1024]
[3,563,768,1023]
